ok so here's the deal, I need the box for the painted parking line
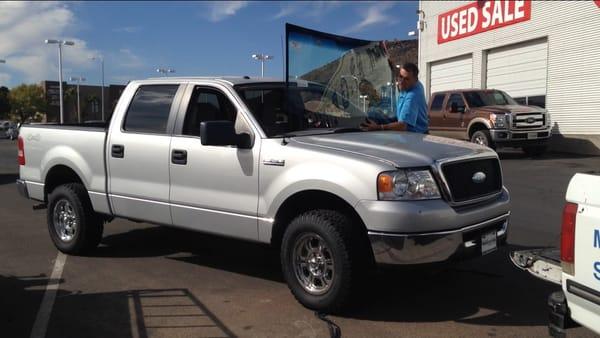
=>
[30,252,67,338]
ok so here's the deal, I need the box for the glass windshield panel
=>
[282,24,400,136]
[463,90,518,107]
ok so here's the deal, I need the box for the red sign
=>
[437,0,531,44]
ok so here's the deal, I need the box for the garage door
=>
[429,55,473,95]
[486,39,548,98]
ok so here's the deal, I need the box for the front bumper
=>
[368,212,509,265]
[16,179,29,199]
[490,128,551,147]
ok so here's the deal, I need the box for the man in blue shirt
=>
[360,62,429,134]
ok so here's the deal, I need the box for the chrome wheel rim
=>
[473,134,488,146]
[53,200,78,242]
[293,233,335,295]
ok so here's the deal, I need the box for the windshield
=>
[463,90,518,107]
[236,82,379,137]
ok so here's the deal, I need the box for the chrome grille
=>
[513,113,545,129]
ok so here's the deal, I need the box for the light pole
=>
[0,59,5,64]
[251,54,273,77]
[70,76,85,123]
[359,95,368,112]
[90,56,105,121]
[156,68,175,77]
[45,39,75,124]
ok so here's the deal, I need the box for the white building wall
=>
[419,1,600,136]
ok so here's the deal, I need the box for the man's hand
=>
[360,118,381,131]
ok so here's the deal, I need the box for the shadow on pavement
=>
[0,273,236,338]
[498,150,598,161]
[99,226,283,283]
[0,173,18,185]
[98,226,559,328]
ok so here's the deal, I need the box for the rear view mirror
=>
[200,121,252,149]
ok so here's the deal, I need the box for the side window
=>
[123,85,179,134]
[182,87,237,137]
[446,93,466,113]
[527,95,546,108]
[430,94,445,111]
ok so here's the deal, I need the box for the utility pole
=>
[45,39,75,124]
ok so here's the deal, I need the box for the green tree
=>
[0,86,10,119]
[9,84,47,122]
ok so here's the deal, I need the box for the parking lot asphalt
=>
[1,138,599,338]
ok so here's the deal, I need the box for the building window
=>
[513,95,545,108]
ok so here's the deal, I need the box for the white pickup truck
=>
[17,76,511,312]
[511,172,600,336]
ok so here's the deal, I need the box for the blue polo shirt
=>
[396,81,429,134]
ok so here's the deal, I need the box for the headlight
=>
[490,113,508,129]
[377,169,441,200]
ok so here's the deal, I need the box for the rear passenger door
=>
[168,84,260,240]
[108,84,183,224]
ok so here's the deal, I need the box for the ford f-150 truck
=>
[511,172,600,336]
[17,77,510,312]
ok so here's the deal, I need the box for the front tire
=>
[470,129,495,149]
[280,210,362,313]
[47,183,103,254]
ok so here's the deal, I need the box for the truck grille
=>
[513,113,545,129]
[441,158,502,203]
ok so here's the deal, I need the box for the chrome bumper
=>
[490,128,551,143]
[368,212,509,265]
[16,179,29,199]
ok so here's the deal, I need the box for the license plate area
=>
[481,231,497,255]
[527,132,537,139]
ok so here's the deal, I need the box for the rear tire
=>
[47,183,103,255]
[280,210,363,313]
[470,129,495,149]
[523,145,547,157]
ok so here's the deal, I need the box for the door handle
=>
[171,149,187,165]
[111,144,124,158]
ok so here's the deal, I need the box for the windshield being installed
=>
[235,82,382,137]
[463,90,518,107]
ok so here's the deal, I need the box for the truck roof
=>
[138,76,283,86]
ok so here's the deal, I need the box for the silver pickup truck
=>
[17,77,510,312]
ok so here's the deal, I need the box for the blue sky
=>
[0,1,417,88]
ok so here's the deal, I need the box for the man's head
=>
[398,62,419,91]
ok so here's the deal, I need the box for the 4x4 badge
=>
[472,172,486,184]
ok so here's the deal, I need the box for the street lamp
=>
[70,76,85,123]
[45,39,75,124]
[359,94,368,112]
[0,59,5,64]
[90,56,105,121]
[251,54,273,78]
[156,68,175,76]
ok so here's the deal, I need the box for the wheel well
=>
[44,165,84,203]
[468,123,488,138]
[270,190,371,256]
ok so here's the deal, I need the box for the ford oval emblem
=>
[472,172,486,184]
[526,117,536,124]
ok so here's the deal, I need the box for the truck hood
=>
[476,105,545,114]
[292,131,494,168]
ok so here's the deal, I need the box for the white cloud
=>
[115,49,144,69]
[0,2,99,85]
[207,1,248,22]
[112,26,141,33]
[271,1,341,21]
[344,3,397,34]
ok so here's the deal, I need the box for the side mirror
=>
[200,121,252,149]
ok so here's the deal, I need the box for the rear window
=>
[430,94,445,111]
[123,85,179,134]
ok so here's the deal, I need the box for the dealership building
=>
[417,0,600,154]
